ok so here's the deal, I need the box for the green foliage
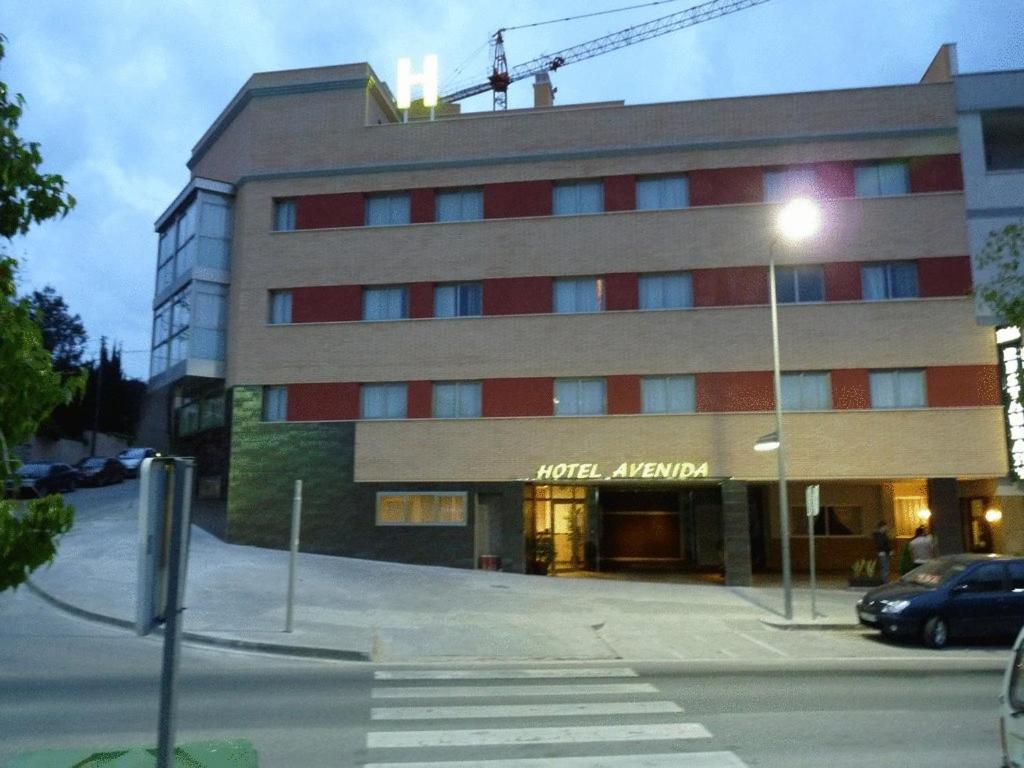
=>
[0,495,73,592]
[977,221,1024,327]
[27,285,88,371]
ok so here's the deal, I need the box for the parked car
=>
[4,462,78,498]
[74,456,126,486]
[116,447,159,478]
[1001,626,1024,767]
[856,553,1024,648]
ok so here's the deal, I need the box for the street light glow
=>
[754,432,780,452]
[777,197,821,242]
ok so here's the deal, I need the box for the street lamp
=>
[767,197,821,620]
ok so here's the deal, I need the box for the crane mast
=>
[442,0,770,107]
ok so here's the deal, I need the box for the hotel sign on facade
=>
[533,461,710,482]
[998,326,1024,480]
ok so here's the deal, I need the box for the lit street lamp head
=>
[777,197,821,242]
[754,431,780,452]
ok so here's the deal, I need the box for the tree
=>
[976,221,1024,327]
[27,285,88,371]
[0,33,82,592]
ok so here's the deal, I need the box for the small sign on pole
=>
[805,484,820,619]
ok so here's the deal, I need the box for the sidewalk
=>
[27,483,1012,668]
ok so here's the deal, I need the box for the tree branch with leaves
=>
[976,221,1024,328]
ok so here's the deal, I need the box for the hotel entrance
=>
[523,484,588,573]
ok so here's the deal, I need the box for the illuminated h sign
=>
[532,461,710,482]
[998,326,1024,479]
[396,55,438,110]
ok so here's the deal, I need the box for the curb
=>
[24,580,372,663]
[760,617,861,631]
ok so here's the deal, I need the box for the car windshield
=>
[119,449,147,459]
[79,458,106,468]
[17,463,51,478]
[901,559,969,588]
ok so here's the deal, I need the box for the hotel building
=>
[140,44,1018,584]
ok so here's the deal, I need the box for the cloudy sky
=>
[2,0,1022,379]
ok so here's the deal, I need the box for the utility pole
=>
[90,353,103,457]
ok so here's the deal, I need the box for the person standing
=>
[873,521,893,582]
[909,525,937,567]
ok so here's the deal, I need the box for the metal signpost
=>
[286,479,303,633]
[136,456,195,768]
[805,484,820,619]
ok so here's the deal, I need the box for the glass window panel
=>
[151,343,168,376]
[434,285,456,318]
[578,181,603,213]
[878,163,909,196]
[200,201,231,238]
[177,202,197,245]
[664,376,695,413]
[869,371,897,409]
[366,193,410,226]
[158,230,175,265]
[273,200,296,231]
[191,328,225,360]
[262,386,288,422]
[197,236,231,271]
[897,370,925,407]
[364,287,409,320]
[171,291,190,333]
[861,265,887,300]
[376,493,466,526]
[639,273,692,309]
[362,383,407,419]
[268,290,292,324]
[436,189,483,222]
[169,332,189,364]
[194,290,227,329]
[890,262,919,298]
[435,283,482,317]
[153,304,171,344]
[803,372,831,409]
[553,181,603,215]
[179,402,200,436]
[458,283,482,316]
[554,379,577,415]
[156,260,174,294]
[781,374,804,411]
[764,167,817,202]
[641,377,667,413]
[796,266,824,302]
[552,184,576,216]
[433,383,458,418]
[456,382,481,417]
[775,266,798,304]
[855,165,882,198]
[201,394,225,429]
[636,176,689,210]
[175,238,196,278]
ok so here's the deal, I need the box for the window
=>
[435,283,482,318]
[361,383,407,419]
[553,181,603,216]
[763,167,817,202]
[894,496,928,538]
[636,176,689,210]
[365,192,411,226]
[554,277,605,313]
[862,262,919,300]
[870,370,926,409]
[775,265,824,303]
[963,563,1006,592]
[436,188,483,222]
[433,381,482,418]
[376,492,467,526]
[982,109,1024,171]
[855,162,909,197]
[268,290,292,324]
[262,386,288,422]
[641,376,696,413]
[781,372,831,411]
[273,199,296,232]
[790,505,865,537]
[363,286,409,321]
[554,378,606,416]
[639,272,693,310]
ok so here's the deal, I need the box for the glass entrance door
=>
[523,485,587,573]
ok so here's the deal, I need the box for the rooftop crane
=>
[441,0,771,110]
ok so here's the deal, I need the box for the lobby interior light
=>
[986,508,1004,524]
[777,197,822,243]
[754,431,780,452]
[917,508,932,521]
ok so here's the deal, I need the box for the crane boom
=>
[441,0,770,105]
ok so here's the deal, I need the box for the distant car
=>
[1001,626,1024,766]
[856,553,1024,648]
[74,456,126,487]
[116,447,159,478]
[4,462,78,498]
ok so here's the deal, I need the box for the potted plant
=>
[533,532,555,575]
[849,557,883,587]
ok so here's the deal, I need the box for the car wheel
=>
[923,615,949,649]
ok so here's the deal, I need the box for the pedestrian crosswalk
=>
[363,665,748,767]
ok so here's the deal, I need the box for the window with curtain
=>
[763,167,818,202]
[781,372,832,410]
[262,386,288,422]
[361,383,407,419]
[790,505,865,536]
[268,290,292,324]
[774,265,824,303]
[433,381,482,418]
[434,282,482,317]
[554,378,606,416]
[363,286,409,320]
[435,188,484,222]
[553,181,604,216]
[273,199,296,231]
[636,176,689,210]
[365,192,411,226]
[554,277,605,313]
[862,262,919,300]
[894,496,928,537]
[638,272,693,309]
[869,369,926,408]
[641,376,696,413]
[855,162,909,197]
[376,492,467,526]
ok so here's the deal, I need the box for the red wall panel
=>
[482,276,554,315]
[909,154,964,193]
[689,167,764,206]
[407,380,432,418]
[696,371,774,412]
[605,273,639,311]
[410,188,435,224]
[824,262,862,302]
[603,175,636,212]
[291,285,363,323]
[926,365,1001,408]
[693,266,769,306]
[295,193,364,229]
[814,161,856,198]
[831,369,870,410]
[483,181,553,219]
[607,375,641,415]
[482,378,554,417]
[409,282,434,318]
[287,382,360,421]
[918,255,972,298]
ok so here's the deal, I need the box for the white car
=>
[116,447,159,478]
[1002,627,1024,766]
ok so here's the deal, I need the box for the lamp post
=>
[766,197,821,621]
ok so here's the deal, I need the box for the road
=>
[0,586,1005,768]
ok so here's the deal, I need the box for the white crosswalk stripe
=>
[374,667,639,681]
[364,753,748,768]
[367,722,712,748]
[372,701,683,720]
[372,682,659,699]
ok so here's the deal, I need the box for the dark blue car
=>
[856,554,1024,648]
